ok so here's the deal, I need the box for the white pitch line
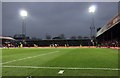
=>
[2,65,120,71]
[2,51,59,65]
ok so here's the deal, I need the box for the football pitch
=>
[2,48,119,76]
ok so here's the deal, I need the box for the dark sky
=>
[2,2,118,39]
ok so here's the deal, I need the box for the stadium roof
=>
[96,13,120,37]
[0,36,15,40]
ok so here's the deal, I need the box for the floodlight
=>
[20,10,28,17]
[89,5,96,13]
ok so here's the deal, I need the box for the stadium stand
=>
[13,35,93,47]
[96,13,120,48]
[0,36,17,47]
[25,39,92,47]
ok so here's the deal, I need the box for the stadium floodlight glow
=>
[89,5,96,13]
[19,10,28,40]
[20,10,28,17]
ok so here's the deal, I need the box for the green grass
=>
[2,48,118,76]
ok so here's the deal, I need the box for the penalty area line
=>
[2,65,120,71]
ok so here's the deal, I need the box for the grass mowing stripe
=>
[2,51,59,65]
[3,65,120,71]
[2,48,118,76]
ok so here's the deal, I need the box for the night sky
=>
[2,2,118,39]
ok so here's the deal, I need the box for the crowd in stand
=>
[99,40,119,48]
